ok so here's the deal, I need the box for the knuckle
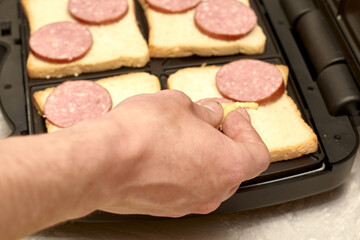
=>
[225,173,242,188]
[162,90,193,108]
[226,152,247,183]
[194,201,221,215]
[256,145,271,172]
[168,213,187,218]
[166,89,190,101]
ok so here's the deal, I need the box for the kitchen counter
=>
[1,113,359,240]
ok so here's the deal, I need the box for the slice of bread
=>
[138,0,266,58]
[168,65,318,162]
[33,72,161,132]
[22,0,149,79]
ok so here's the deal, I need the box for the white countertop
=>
[1,112,359,240]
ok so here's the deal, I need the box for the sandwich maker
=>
[0,0,359,219]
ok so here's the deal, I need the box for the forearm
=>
[0,120,126,239]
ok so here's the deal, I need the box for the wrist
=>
[55,113,140,215]
[39,127,105,218]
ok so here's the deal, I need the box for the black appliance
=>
[0,0,359,219]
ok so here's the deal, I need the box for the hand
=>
[0,90,270,239]
[89,90,270,217]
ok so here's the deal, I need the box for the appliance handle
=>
[0,39,28,136]
[0,40,15,137]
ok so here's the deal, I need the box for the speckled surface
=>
[1,113,359,240]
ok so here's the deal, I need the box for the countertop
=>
[1,113,359,240]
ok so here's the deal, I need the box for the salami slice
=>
[29,21,93,63]
[68,0,129,25]
[146,0,201,13]
[216,59,284,104]
[194,0,257,40]
[44,80,112,128]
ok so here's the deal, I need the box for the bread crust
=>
[138,0,266,58]
[22,0,150,79]
[33,72,161,132]
[168,64,318,162]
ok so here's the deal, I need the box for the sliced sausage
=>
[29,21,93,63]
[44,80,112,128]
[146,0,201,13]
[68,0,129,25]
[194,0,257,40]
[216,59,284,104]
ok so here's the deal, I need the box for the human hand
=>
[88,90,270,217]
[0,90,270,240]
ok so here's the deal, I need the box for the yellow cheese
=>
[220,102,258,123]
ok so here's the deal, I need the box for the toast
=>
[22,0,149,79]
[138,0,266,58]
[167,65,318,162]
[33,72,161,132]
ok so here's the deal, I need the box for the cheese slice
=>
[220,102,258,123]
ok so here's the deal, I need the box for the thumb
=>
[222,109,263,145]
[193,100,223,128]
[222,110,270,180]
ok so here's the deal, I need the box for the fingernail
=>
[201,100,223,113]
[236,108,251,123]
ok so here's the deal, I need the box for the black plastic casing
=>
[0,0,359,219]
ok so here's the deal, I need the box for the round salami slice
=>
[29,21,93,63]
[194,0,257,40]
[44,80,112,128]
[68,0,128,25]
[216,59,284,104]
[146,0,201,13]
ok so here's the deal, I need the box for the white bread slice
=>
[33,72,161,132]
[22,0,149,79]
[138,0,266,58]
[168,65,318,162]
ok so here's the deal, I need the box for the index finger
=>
[192,100,224,128]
